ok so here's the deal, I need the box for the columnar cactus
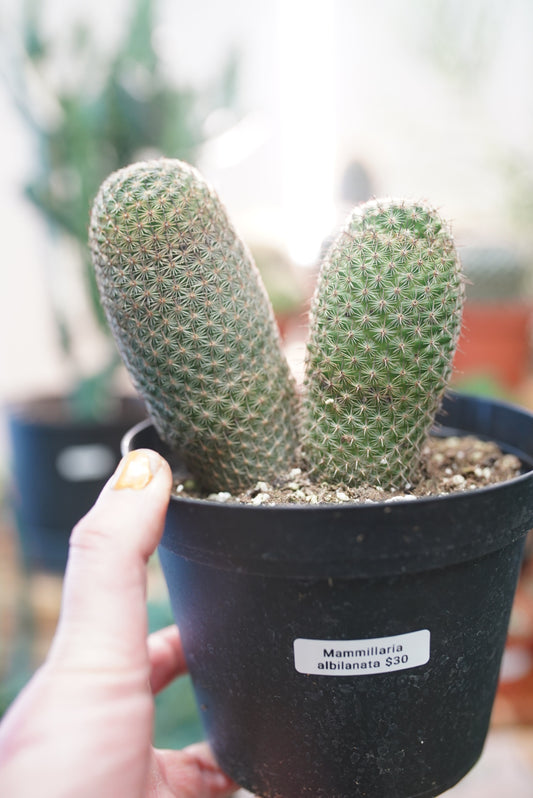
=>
[302,199,464,489]
[89,159,299,493]
[90,159,464,497]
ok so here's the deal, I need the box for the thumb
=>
[48,449,173,672]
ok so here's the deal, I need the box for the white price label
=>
[294,629,430,676]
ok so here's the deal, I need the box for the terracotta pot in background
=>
[453,302,532,390]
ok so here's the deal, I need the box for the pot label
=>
[294,629,430,676]
[56,445,116,481]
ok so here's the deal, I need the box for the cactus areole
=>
[89,159,299,493]
[90,160,464,495]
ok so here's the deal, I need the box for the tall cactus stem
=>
[89,158,299,493]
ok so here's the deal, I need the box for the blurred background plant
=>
[0,0,240,732]
[1,0,239,420]
[395,0,533,397]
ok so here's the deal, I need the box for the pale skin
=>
[0,449,238,798]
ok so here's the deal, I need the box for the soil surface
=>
[174,435,522,505]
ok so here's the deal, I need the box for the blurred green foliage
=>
[147,597,204,749]
[2,0,238,418]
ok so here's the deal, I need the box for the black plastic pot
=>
[124,392,533,798]
[7,395,145,572]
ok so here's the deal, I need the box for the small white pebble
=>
[448,474,466,487]
[207,491,232,503]
[288,467,302,479]
[482,467,492,480]
[176,484,184,493]
[336,490,350,502]
[255,481,270,493]
[287,481,301,490]
[386,494,417,503]
[444,467,453,475]
[251,492,270,505]
[308,494,319,504]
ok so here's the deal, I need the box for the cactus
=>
[302,198,464,489]
[89,158,299,493]
[90,159,465,498]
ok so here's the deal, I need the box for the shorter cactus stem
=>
[302,198,465,489]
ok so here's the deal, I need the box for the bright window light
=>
[277,0,338,266]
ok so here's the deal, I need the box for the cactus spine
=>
[302,199,464,489]
[89,159,299,493]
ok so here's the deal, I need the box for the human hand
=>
[0,449,238,798]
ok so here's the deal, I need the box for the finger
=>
[148,625,188,694]
[49,449,173,673]
[152,743,239,798]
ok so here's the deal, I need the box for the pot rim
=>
[121,390,533,514]
[123,391,533,576]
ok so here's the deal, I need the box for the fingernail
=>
[113,450,159,491]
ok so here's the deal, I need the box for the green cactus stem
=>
[89,158,299,493]
[303,198,464,489]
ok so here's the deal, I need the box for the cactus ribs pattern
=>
[90,158,465,496]
[303,199,464,489]
[89,159,299,493]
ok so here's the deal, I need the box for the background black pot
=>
[124,392,533,798]
[7,395,145,573]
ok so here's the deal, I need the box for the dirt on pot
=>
[174,435,522,506]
